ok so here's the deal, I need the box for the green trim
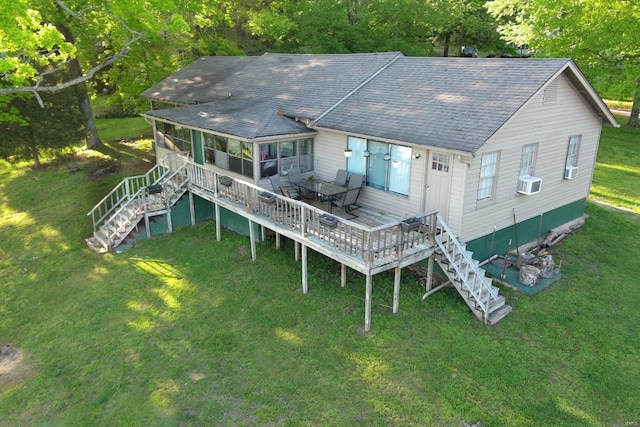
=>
[192,130,203,164]
[466,199,587,261]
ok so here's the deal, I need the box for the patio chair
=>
[334,169,348,186]
[287,166,313,199]
[268,174,299,199]
[348,173,364,189]
[331,187,361,218]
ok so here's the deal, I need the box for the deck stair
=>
[432,214,512,325]
[86,158,188,253]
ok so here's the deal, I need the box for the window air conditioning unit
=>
[564,166,578,180]
[517,175,542,195]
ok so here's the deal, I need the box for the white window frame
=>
[566,135,581,169]
[519,143,538,177]
[478,151,499,202]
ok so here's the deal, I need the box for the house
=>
[139,52,617,261]
[86,52,617,330]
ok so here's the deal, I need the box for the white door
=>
[424,152,452,220]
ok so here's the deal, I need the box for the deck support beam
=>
[426,256,434,292]
[275,232,281,249]
[393,266,401,314]
[295,241,300,261]
[215,203,221,241]
[365,274,372,332]
[302,244,308,294]
[341,263,347,287]
[249,219,257,261]
[189,191,195,226]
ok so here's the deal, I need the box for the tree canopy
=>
[487,0,640,126]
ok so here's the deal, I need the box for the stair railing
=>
[87,153,181,233]
[95,162,190,250]
[434,213,498,316]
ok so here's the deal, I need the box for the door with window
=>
[425,152,451,220]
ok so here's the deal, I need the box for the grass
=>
[590,115,640,214]
[1,119,639,425]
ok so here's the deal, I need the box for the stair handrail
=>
[86,153,180,232]
[98,162,189,246]
[435,213,499,306]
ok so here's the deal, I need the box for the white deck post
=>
[249,219,256,261]
[275,232,281,249]
[302,244,308,294]
[295,241,300,261]
[215,203,221,242]
[393,266,401,314]
[365,274,372,332]
[341,263,347,287]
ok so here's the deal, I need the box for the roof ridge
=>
[314,52,405,123]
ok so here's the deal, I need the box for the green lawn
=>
[1,119,639,425]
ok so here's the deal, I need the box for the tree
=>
[486,0,640,127]
[0,0,236,149]
[0,71,86,168]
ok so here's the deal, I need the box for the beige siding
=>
[459,73,603,242]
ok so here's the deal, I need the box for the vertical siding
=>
[459,73,603,242]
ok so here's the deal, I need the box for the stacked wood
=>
[519,264,541,286]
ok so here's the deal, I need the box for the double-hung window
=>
[478,151,499,201]
[519,144,538,177]
[566,135,580,169]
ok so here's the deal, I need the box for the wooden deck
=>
[185,162,438,276]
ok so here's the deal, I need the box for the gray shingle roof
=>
[143,53,615,151]
[143,52,403,139]
[140,56,256,105]
[315,57,571,153]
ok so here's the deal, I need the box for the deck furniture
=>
[298,179,348,212]
[334,169,348,186]
[268,174,299,199]
[331,187,361,218]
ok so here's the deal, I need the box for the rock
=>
[536,254,555,279]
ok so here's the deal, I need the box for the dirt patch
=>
[0,344,23,374]
[0,344,33,388]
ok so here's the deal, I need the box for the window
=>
[432,153,450,172]
[566,135,580,169]
[161,123,192,154]
[203,133,253,178]
[258,138,314,178]
[478,151,499,201]
[519,144,537,177]
[347,136,411,196]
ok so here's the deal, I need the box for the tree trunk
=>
[443,33,450,57]
[29,124,41,168]
[55,20,103,149]
[68,59,102,149]
[628,78,640,128]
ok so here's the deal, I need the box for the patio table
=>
[298,179,348,212]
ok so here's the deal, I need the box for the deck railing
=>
[184,159,438,269]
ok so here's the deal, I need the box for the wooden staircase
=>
[86,159,188,253]
[432,214,512,325]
